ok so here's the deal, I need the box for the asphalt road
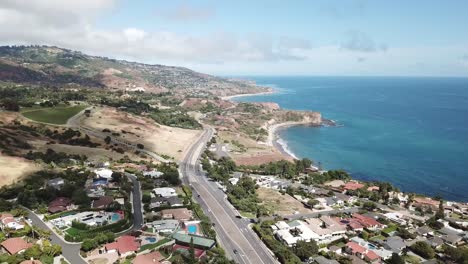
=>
[180,128,278,264]
[125,173,144,232]
[24,208,86,264]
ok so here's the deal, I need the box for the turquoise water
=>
[111,213,120,222]
[188,225,197,234]
[233,76,468,202]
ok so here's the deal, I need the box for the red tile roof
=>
[105,235,139,254]
[343,182,365,191]
[1,237,33,255]
[365,250,380,261]
[352,213,382,228]
[20,260,43,264]
[133,251,164,264]
[92,196,114,208]
[48,197,72,213]
[346,241,366,254]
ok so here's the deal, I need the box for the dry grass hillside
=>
[82,107,202,161]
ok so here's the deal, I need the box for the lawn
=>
[22,105,87,125]
[65,227,83,237]
[240,211,256,218]
[382,224,398,234]
[138,238,172,252]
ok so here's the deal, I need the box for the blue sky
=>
[1,0,468,76]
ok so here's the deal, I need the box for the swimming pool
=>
[368,243,377,249]
[188,225,197,234]
[145,237,157,243]
[111,213,121,222]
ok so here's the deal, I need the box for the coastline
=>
[222,88,314,162]
[267,120,322,161]
[221,90,275,101]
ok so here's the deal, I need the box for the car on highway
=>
[233,249,238,254]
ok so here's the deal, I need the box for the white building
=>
[273,216,346,246]
[153,187,177,198]
[94,168,113,179]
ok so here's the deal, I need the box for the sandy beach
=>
[221,90,275,101]
[266,120,317,160]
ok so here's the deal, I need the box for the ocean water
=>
[232,76,468,202]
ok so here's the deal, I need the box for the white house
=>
[0,213,24,231]
[94,168,113,179]
[153,187,177,198]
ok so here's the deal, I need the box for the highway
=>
[180,128,278,264]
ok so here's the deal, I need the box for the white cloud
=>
[0,1,311,64]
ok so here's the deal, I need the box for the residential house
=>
[143,170,164,178]
[86,186,106,198]
[427,236,444,249]
[313,256,340,264]
[343,181,365,192]
[148,219,180,233]
[345,241,381,263]
[335,193,356,205]
[172,233,216,250]
[153,187,177,198]
[47,177,65,190]
[367,186,380,192]
[273,217,346,246]
[48,197,73,214]
[160,208,193,221]
[350,213,384,231]
[415,226,433,237]
[150,196,183,209]
[94,168,113,180]
[441,234,463,247]
[0,213,24,231]
[383,236,407,254]
[20,260,43,264]
[133,251,168,264]
[92,196,114,209]
[412,197,439,210]
[384,212,408,226]
[1,237,33,255]
[104,235,140,256]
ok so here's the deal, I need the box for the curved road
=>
[180,128,278,264]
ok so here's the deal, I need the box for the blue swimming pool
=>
[111,213,120,222]
[188,225,197,234]
[146,237,157,243]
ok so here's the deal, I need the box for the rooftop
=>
[105,235,139,254]
[172,233,216,249]
[1,237,33,255]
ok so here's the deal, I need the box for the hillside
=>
[0,45,268,96]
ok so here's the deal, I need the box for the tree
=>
[410,241,435,259]
[306,199,319,208]
[293,240,318,261]
[71,189,91,208]
[81,239,98,251]
[388,253,405,264]
[362,201,377,211]
[24,244,42,260]
[111,172,123,183]
[1,99,20,111]
[104,136,111,144]
[136,143,144,149]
